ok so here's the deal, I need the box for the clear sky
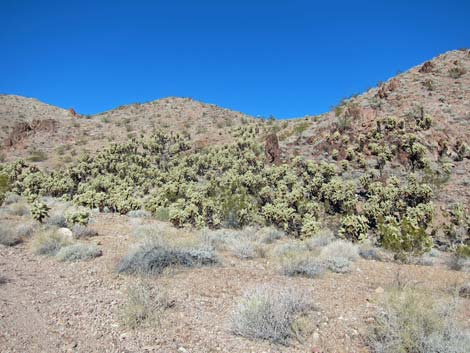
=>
[1,1,469,118]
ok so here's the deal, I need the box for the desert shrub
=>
[448,245,470,271]
[320,240,359,262]
[279,251,325,278]
[28,148,48,162]
[378,217,433,256]
[324,256,352,273]
[257,227,285,244]
[127,210,151,218]
[45,213,67,227]
[455,244,470,258]
[3,192,20,205]
[119,280,171,329]
[303,228,335,250]
[448,66,466,79]
[367,288,470,353]
[271,241,308,258]
[359,242,382,261]
[0,223,22,246]
[116,239,217,275]
[6,202,30,216]
[32,229,71,256]
[72,225,98,238]
[230,285,313,344]
[65,210,90,225]
[459,283,470,299]
[339,215,369,241]
[30,201,50,223]
[228,239,259,259]
[15,222,36,239]
[56,243,101,261]
[2,192,18,209]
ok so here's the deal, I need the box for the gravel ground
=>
[1,214,469,353]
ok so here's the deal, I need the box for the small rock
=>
[178,348,188,353]
[57,227,73,240]
[375,287,384,294]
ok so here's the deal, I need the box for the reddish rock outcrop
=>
[265,133,281,165]
[5,119,57,147]
[419,61,435,73]
[69,108,78,117]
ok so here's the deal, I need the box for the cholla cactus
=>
[339,215,369,241]
[65,210,90,226]
[31,200,50,223]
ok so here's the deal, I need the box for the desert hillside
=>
[1,49,469,353]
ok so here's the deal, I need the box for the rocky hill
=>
[0,95,257,167]
[1,48,470,222]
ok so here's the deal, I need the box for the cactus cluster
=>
[0,126,461,254]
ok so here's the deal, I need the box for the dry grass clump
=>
[368,287,470,353]
[31,229,71,256]
[304,229,335,250]
[72,225,98,238]
[0,223,23,246]
[279,251,325,278]
[324,256,352,273]
[256,227,285,244]
[230,285,313,345]
[3,193,21,205]
[320,239,359,261]
[15,222,36,239]
[202,228,264,259]
[56,243,102,262]
[271,241,308,258]
[127,210,151,218]
[45,213,67,227]
[6,202,30,216]
[117,237,218,275]
[119,280,172,329]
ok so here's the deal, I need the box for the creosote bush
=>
[368,288,470,353]
[230,285,313,345]
[56,243,102,261]
[32,229,71,256]
[119,280,171,329]
[117,238,217,275]
[279,251,325,278]
[0,223,23,246]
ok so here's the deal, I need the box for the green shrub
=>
[339,215,369,241]
[0,173,10,206]
[32,229,71,256]
[367,288,470,353]
[378,217,432,256]
[65,210,90,225]
[30,201,50,223]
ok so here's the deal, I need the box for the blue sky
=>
[1,1,469,118]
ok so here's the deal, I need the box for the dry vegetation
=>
[1,49,470,352]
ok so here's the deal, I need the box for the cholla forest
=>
[1,3,470,352]
[1,122,458,254]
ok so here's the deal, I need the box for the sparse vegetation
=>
[367,287,470,353]
[230,285,313,345]
[119,280,172,329]
[117,238,218,275]
[32,229,71,256]
[56,243,102,261]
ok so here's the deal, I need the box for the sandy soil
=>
[1,214,469,353]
